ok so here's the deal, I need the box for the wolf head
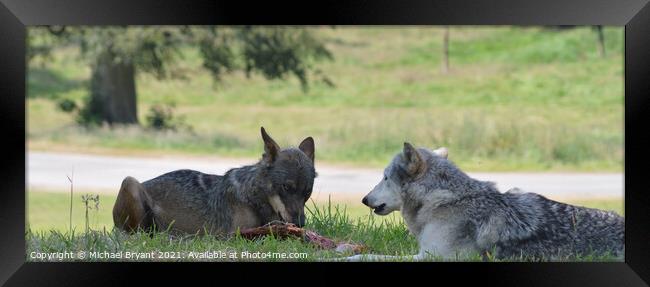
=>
[362,142,451,215]
[256,127,316,227]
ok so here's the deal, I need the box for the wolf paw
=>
[342,254,366,262]
[320,254,366,262]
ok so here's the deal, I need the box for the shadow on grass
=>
[28,67,87,99]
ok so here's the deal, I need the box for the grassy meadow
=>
[26,191,623,262]
[28,26,624,171]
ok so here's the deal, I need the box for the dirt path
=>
[27,151,623,201]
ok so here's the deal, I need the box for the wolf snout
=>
[362,195,379,208]
[292,214,306,227]
[362,196,385,210]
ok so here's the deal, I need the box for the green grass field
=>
[27,26,624,171]
[26,191,623,262]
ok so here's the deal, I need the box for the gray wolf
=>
[112,127,316,236]
[347,143,624,261]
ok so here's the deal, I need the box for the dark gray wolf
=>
[112,127,316,236]
[347,143,624,261]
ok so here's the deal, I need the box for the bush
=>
[57,98,78,113]
[56,98,104,127]
[145,103,191,132]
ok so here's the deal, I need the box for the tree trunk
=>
[89,52,138,125]
[595,26,606,58]
[442,26,450,74]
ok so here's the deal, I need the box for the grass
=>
[27,26,624,171]
[26,190,397,232]
[26,190,623,262]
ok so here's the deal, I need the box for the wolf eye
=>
[384,176,388,181]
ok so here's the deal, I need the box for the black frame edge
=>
[0,1,25,286]
[625,0,650,284]
[0,0,648,25]
[0,0,648,286]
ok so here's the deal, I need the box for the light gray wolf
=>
[346,143,624,261]
[112,127,316,236]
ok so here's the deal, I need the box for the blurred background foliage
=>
[27,26,623,171]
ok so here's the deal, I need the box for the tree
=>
[29,26,333,125]
[441,26,450,74]
[594,26,606,58]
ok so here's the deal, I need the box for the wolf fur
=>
[349,143,624,261]
[112,127,316,236]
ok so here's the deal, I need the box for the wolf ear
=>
[261,127,280,164]
[433,147,448,159]
[298,137,315,163]
[403,142,424,176]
